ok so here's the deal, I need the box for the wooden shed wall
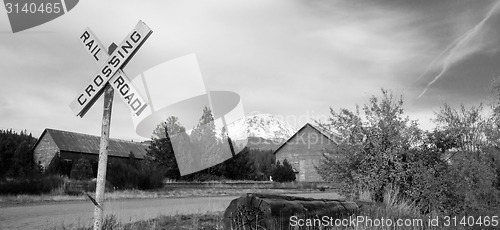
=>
[33,132,59,169]
[275,125,334,182]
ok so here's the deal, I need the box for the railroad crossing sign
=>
[70,21,152,117]
[69,21,152,230]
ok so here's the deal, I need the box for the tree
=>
[434,103,487,152]
[271,159,295,182]
[0,129,37,178]
[146,108,272,181]
[224,147,256,180]
[250,149,275,180]
[316,89,422,201]
[432,103,500,213]
[190,107,226,177]
[10,140,33,177]
[146,116,187,180]
[70,157,93,180]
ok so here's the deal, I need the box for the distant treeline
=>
[145,108,295,183]
[0,129,37,179]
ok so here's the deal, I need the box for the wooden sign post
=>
[70,21,152,230]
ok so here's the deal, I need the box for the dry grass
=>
[0,187,320,207]
[50,187,498,230]
[50,212,223,230]
[343,188,492,230]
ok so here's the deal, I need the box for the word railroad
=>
[69,21,152,117]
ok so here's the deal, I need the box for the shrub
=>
[137,160,167,190]
[396,148,500,215]
[45,152,73,177]
[316,91,500,216]
[271,159,295,182]
[0,175,64,195]
[106,160,166,190]
[316,89,422,202]
[70,157,94,180]
[106,160,141,190]
[184,173,226,182]
[448,151,500,214]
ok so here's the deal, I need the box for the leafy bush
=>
[271,159,295,182]
[106,160,140,190]
[316,89,421,202]
[447,151,500,214]
[397,148,465,214]
[70,157,93,180]
[106,160,166,190]
[137,160,167,189]
[317,90,500,216]
[45,152,73,177]
[0,175,64,195]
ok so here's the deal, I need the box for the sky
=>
[1,0,500,141]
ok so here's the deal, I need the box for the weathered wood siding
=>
[60,151,132,165]
[33,132,59,169]
[275,125,335,182]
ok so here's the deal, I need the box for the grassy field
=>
[6,183,498,229]
[0,186,324,207]
[53,200,496,230]
[49,188,500,230]
[50,212,223,230]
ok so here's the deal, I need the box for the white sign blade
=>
[110,70,149,116]
[78,28,107,66]
[76,28,149,116]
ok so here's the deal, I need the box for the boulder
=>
[223,193,359,230]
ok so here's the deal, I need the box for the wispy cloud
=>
[418,1,500,98]
[1,0,499,138]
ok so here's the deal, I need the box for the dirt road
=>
[0,192,341,229]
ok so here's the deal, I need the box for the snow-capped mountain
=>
[225,113,296,141]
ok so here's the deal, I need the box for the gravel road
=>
[0,192,342,229]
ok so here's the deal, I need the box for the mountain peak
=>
[226,114,296,141]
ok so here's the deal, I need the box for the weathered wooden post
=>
[69,21,152,230]
[92,44,116,230]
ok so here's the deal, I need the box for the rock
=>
[223,193,359,230]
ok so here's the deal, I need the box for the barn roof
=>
[35,128,148,159]
[273,123,338,154]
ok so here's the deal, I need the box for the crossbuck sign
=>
[69,21,152,230]
[70,21,152,117]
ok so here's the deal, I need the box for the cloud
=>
[1,0,499,139]
[295,2,433,102]
[418,1,500,98]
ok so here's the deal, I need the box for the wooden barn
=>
[33,128,148,170]
[273,123,337,182]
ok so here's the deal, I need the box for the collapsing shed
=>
[273,123,337,182]
[33,128,148,170]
